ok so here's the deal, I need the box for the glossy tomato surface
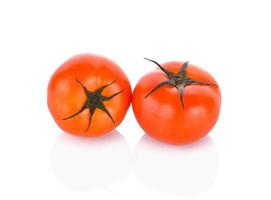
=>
[48,54,132,137]
[132,60,221,144]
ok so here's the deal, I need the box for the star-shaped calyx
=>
[63,79,124,132]
[144,58,217,109]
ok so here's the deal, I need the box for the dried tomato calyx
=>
[144,58,217,109]
[63,79,124,132]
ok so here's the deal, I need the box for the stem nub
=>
[63,79,123,132]
[144,59,217,110]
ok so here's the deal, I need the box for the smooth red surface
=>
[132,62,221,144]
[48,54,132,137]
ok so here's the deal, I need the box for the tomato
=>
[47,54,132,137]
[132,58,221,144]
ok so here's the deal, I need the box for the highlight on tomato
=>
[47,54,132,137]
[132,58,221,144]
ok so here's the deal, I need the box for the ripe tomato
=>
[48,54,132,137]
[132,58,221,144]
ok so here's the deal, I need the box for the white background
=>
[0,0,270,199]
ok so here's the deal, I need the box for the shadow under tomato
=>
[51,130,131,190]
[133,134,219,195]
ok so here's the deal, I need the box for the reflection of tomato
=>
[134,135,218,195]
[47,54,132,137]
[132,58,221,144]
[52,130,131,190]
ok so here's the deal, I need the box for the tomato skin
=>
[132,61,221,144]
[47,54,132,137]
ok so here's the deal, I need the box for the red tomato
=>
[47,54,132,137]
[132,58,221,144]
